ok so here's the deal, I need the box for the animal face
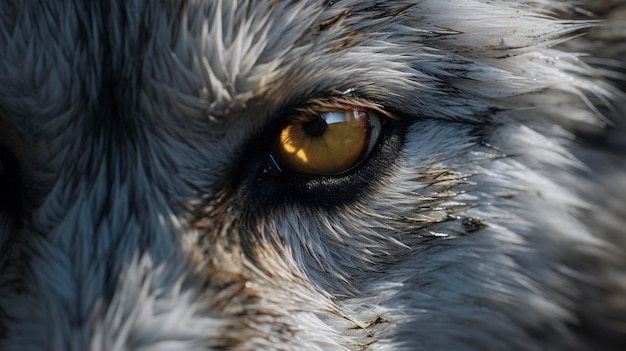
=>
[0,1,625,350]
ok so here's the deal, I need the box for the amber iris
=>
[271,109,374,175]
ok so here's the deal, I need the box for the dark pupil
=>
[302,116,328,137]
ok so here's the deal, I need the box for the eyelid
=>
[290,93,395,122]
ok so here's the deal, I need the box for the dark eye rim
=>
[239,106,408,209]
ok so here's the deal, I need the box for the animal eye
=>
[269,108,383,175]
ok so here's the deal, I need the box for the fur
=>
[0,0,625,350]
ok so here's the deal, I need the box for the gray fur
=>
[0,0,625,350]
